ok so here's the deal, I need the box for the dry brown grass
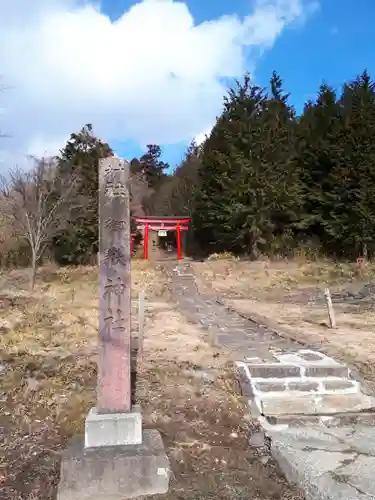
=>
[193,258,375,298]
[0,261,168,357]
[193,257,375,387]
[0,262,300,500]
[0,261,170,498]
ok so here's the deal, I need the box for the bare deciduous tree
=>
[0,156,77,289]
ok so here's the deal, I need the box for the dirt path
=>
[0,263,302,500]
[166,261,375,500]
[141,305,302,500]
[190,258,375,390]
[162,262,304,499]
[165,262,302,355]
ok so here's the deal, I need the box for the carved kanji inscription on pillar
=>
[98,157,131,414]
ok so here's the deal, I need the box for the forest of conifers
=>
[3,69,375,266]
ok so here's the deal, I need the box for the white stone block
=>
[85,405,142,448]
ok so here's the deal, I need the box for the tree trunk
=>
[30,252,37,291]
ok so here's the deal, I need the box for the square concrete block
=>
[85,405,142,448]
[57,429,170,500]
[247,363,301,378]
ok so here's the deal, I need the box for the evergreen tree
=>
[139,144,168,189]
[53,124,113,264]
[325,71,375,257]
[193,73,301,257]
[130,157,142,177]
[294,84,344,251]
[151,141,201,218]
[45,69,375,263]
[132,144,169,215]
[193,74,267,255]
[255,72,301,252]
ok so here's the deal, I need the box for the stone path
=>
[166,262,302,352]
[167,262,375,500]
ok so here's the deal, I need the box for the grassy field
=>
[193,257,375,387]
[0,261,300,500]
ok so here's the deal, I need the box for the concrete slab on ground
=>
[270,425,375,500]
[236,347,375,499]
[260,393,375,416]
[236,349,375,419]
[260,412,375,429]
[57,429,170,500]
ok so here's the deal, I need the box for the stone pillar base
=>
[57,429,170,500]
[85,405,142,448]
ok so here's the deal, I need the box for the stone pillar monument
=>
[57,157,170,500]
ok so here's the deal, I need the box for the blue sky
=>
[1,0,374,172]
[102,0,375,169]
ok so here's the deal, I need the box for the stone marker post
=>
[57,157,170,500]
[324,287,337,329]
[84,157,142,448]
[97,156,131,414]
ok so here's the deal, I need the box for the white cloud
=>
[0,0,317,168]
[194,127,213,146]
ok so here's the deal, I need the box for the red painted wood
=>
[144,223,149,260]
[134,217,191,224]
[148,225,189,231]
[176,223,182,260]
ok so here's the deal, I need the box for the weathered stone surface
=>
[323,380,356,391]
[270,426,375,500]
[247,364,301,378]
[248,431,266,448]
[254,381,286,392]
[245,350,279,362]
[237,365,254,398]
[263,412,375,428]
[85,405,142,448]
[245,356,271,364]
[287,381,319,392]
[260,396,314,416]
[261,393,375,416]
[274,350,338,366]
[57,429,170,500]
[304,365,350,378]
[98,157,132,414]
[298,351,324,362]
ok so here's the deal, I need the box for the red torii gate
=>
[133,216,191,260]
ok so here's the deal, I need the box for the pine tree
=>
[193,74,266,255]
[53,124,113,264]
[295,85,344,251]
[193,72,301,257]
[255,72,301,253]
[133,144,169,215]
[139,144,168,189]
[325,71,375,257]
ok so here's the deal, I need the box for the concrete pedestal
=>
[85,405,142,448]
[57,429,170,500]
